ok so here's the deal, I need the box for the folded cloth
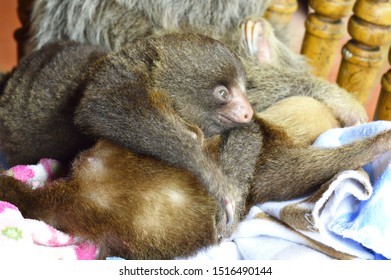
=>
[312,121,391,259]
[257,169,375,259]
[0,159,98,260]
[187,121,391,260]
[255,121,391,259]
[3,158,64,189]
[185,206,335,260]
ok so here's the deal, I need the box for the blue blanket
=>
[313,121,391,259]
[186,121,391,260]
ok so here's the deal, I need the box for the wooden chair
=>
[14,0,391,120]
[376,46,391,120]
[265,0,391,120]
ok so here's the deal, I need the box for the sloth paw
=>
[240,18,272,63]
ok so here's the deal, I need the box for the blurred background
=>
[0,0,19,72]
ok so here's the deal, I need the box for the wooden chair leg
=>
[300,0,355,78]
[375,47,391,120]
[264,0,299,27]
[336,0,391,105]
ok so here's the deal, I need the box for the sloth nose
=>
[242,108,253,122]
[230,87,253,124]
[234,103,253,123]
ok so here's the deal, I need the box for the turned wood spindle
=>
[264,0,298,28]
[375,47,391,120]
[336,0,391,105]
[301,0,355,78]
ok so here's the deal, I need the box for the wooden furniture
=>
[264,0,299,27]
[375,47,391,120]
[266,0,391,120]
[336,0,391,106]
[300,0,355,78]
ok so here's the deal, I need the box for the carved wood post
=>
[375,47,391,120]
[300,0,355,78]
[264,0,298,28]
[336,0,391,105]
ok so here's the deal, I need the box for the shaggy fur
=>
[28,0,270,52]
[24,0,368,127]
[1,98,390,259]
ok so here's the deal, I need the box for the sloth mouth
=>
[217,114,240,127]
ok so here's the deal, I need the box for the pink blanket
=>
[0,159,97,260]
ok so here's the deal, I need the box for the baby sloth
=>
[1,97,390,260]
[0,34,254,224]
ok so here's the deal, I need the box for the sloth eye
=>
[219,88,228,99]
[214,86,230,101]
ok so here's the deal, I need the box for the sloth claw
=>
[240,19,263,57]
[240,19,271,63]
[223,198,235,225]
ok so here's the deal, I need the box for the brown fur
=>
[1,98,389,260]
[0,33,254,225]
[0,141,218,259]
[24,0,368,127]
[0,1,373,258]
[258,96,341,146]
[0,72,9,93]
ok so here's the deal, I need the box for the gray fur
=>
[28,0,270,52]
[0,34,255,225]
[23,0,368,138]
